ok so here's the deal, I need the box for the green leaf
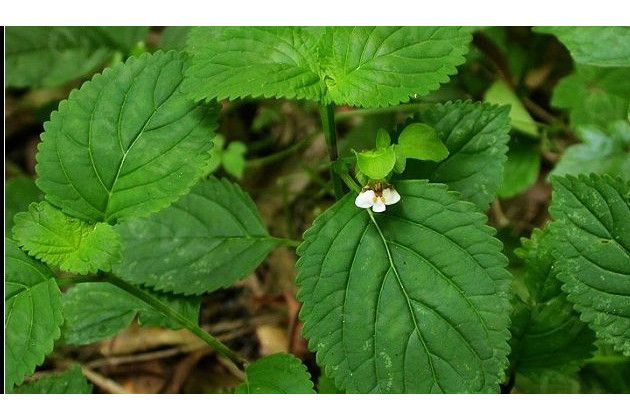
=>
[484,80,538,137]
[535,27,630,67]
[514,367,581,393]
[551,66,630,129]
[158,27,192,52]
[204,134,225,176]
[222,141,247,179]
[498,136,541,199]
[5,27,148,88]
[317,373,344,394]
[551,121,630,181]
[355,147,397,180]
[36,51,218,224]
[5,177,43,234]
[11,365,92,394]
[399,101,511,210]
[509,229,595,392]
[375,129,391,149]
[579,346,630,393]
[321,27,472,107]
[12,202,121,275]
[395,123,449,163]
[235,353,316,394]
[296,180,511,393]
[184,27,471,107]
[550,174,630,356]
[62,282,201,345]
[5,238,63,390]
[113,178,279,295]
[97,27,149,53]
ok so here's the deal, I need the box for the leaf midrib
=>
[366,210,442,392]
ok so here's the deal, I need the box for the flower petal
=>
[355,189,376,208]
[372,199,386,213]
[382,187,401,205]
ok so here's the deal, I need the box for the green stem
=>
[338,171,361,192]
[247,133,315,168]
[319,103,345,199]
[273,237,302,248]
[104,274,248,371]
[335,102,431,122]
[56,276,98,288]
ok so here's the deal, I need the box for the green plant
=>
[5,26,630,394]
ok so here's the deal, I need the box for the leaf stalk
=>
[104,274,248,371]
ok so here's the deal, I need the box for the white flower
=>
[355,185,401,213]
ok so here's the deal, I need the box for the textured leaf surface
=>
[5,238,63,390]
[297,180,511,393]
[509,229,595,391]
[62,282,200,345]
[551,122,630,181]
[11,365,92,394]
[536,27,630,67]
[498,137,540,199]
[13,202,121,274]
[36,51,218,223]
[184,27,471,107]
[236,353,315,394]
[114,178,279,295]
[551,66,630,129]
[550,175,630,355]
[5,27,148,88]
[400,101,511,210]
[5,177,43,233]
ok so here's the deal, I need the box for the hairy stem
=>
[104,274,248,371]
[319,103,345,199]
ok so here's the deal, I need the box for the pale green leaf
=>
[355,147,397,180]
[400,101,511,210]
[5,238,63,390]
[62,282,200,345]
[13,202,121,274]
[5,26,148,88]
[550,174,630,356]
[11,365,92,394]
[551,122,630,181]
[375,129,391,149]
[204,134,225,176]
[184,27,471,107]
[498,137,541,199]
[535,27,630,67]
[395,123,449,163]
[113,178,280,295]
[5,177,43,234]
[551,66,630,129]
[222,141,247,179]
[484,80,538,137]
[235,353,315,394]
[36,51,218,223]
[296,180,511,393]
[509,229,595,392]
